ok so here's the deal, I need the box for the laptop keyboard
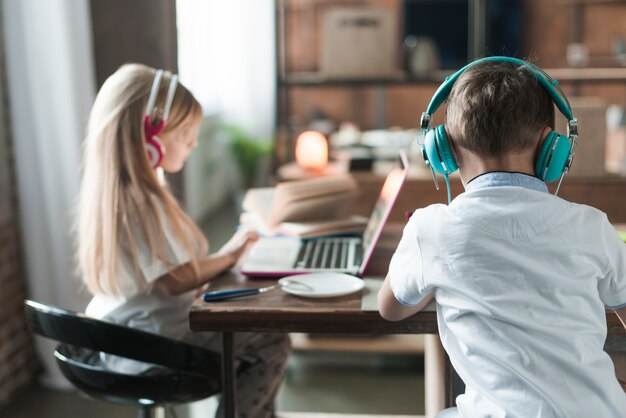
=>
[295,238,362,270]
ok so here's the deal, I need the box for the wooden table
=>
[189,225,448,417]
[189,224,626,418]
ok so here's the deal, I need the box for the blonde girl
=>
[78,63,290,418]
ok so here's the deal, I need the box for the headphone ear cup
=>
[424,126,443,174]
[535,131,572,182]
[424,125,458,175]
[145,136,164,168]
[435,125,458,174]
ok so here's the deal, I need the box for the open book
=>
[241,175,366,238]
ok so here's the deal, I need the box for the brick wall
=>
[0,2,39,410]
[0,226,38,409]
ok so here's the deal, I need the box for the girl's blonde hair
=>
[78,63,208,296]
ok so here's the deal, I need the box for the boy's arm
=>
[378,275,433,321]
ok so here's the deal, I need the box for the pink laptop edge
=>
[240,150,409,278]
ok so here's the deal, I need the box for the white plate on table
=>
[278,272,364,298]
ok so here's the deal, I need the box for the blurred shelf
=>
[279,68,626,87]
[279,71,451,87]
[277,161,348,181]
[545,67,626,82]
[290,333,425,354]
[278,413,424,418]
[344,173,626,225]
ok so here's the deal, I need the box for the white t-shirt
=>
[85,199,216,373]
[389,173,626,418]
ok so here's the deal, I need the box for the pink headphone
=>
[144,69,178,168]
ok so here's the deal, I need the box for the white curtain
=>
[177,0,276,139]
[176,3,276,414]
[2,0,95,389]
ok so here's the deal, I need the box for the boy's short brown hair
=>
[445,60,555,157]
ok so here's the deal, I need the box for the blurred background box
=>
[332,146,375,172]
[559,97,608,177]
[606,105,626,175]
[320,7,399,79]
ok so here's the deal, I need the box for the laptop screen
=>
[362,168,407,252]
[359,152,409,274]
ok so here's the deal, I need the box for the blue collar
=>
[465,172,549,193]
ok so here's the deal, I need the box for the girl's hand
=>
[218,229,260,266]
[195,282,209,297]
[160,230,260,295]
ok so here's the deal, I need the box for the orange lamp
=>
[295,130,328,171]
[381,168,404,200]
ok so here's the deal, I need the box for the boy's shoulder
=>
[410,187,611,227]
[416,187,613,242]
[410,202,451,221]
[406,202,457,237]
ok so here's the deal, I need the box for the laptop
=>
[240,151,408,277]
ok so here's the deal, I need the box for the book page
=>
[269,175,359,226]
[275,175,357,202]
[269,189,358,226]
[242,188,275,225]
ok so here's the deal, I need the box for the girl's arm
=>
[156,230,258,295]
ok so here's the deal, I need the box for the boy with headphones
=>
[378,57,626,417]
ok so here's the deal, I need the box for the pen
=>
[202,279,314,302]
[203,286,276,302]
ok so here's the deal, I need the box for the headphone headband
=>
[424,56,574,122]
[145,69,178,124]
[144,69,178,169]
[419,57,580,202]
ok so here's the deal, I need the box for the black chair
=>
[24,299,222,418]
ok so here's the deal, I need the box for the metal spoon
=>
[202,279,313,302]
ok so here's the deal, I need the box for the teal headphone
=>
[419,56,579,201]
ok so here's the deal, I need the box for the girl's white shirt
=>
[86,195,196,336]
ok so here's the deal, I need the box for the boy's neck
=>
[456,150,536,188]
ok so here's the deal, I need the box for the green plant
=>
[225,125,273,189]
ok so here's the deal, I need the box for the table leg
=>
[449,364,465,406]
[443,350,465,408]
[222,332,237,418]
[424,334,445,417]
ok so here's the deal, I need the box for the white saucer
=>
[278,273,364,298]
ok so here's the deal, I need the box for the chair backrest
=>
[25,299,221,378]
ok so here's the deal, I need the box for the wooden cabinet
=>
[348,173,626,224]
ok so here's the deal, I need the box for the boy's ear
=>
[536,127,552,155]
[448,134,461,166]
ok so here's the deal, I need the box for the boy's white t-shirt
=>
[389,173,626,418]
